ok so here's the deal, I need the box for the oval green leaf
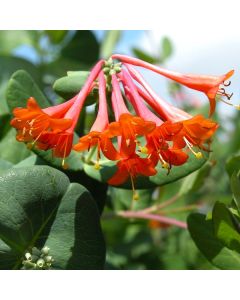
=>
[0,166,105,269]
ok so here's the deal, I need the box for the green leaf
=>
[0,56,40,84]
[108,187,154,211]
[0,128,31,164]
[161,37,173,61]
[100,30,121,59]
[33,141,83,171]
[0,166,105,269]
[6,70,50,112]
[0,31,32,54]
[0,56,40,117]
[45,57,91,78]
[61,31,99,64]
[179,161,212,197]
[0,158,13,173]
[226,153,240,177]
[0,114,11,139]
[83,152,208,189]
[45,183,105,269]
[45,30,68,44]
[212,202,240,252]
[53,71,98,104]
[231,171,240,208]
[188,213,240,269]
[132,48,158,64]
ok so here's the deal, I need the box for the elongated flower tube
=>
[73,71,120,168]
[112,54,235,116]
[37,60,105,167]
[108,73,156,158]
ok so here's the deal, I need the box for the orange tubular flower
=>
[37,60,105,167]
[120,63,219,158]
[112,54,235,116]
[73,71,120,168]
[108,74,156,158]
[11,97,73,144]
[107,153,157,199]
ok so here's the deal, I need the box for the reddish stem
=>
[118,210,187,229]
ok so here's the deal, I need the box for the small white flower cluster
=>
[21,246,54,270]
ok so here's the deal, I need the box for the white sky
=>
[134,1,240,116]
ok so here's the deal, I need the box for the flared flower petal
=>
[108,113,156,157]
[108,153,157,186]
[11,97,73,143]
[74,131,120,161]
[173,115,219,149]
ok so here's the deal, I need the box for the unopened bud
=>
[103,67,110,74]
[36,258,45,268]
[25,252,32,261]
[114,66,122,73]
[44,256,53,263]
[41,246,50,255]
[22,260,36,269]
[105,58,113,67]
[32,247,41,256]
[109,69,116,76]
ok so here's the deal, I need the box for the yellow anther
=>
[195,152,203,159]
[234,104,240,110]
[139,146,148,154]
[162,162,170,169]
[62,160,69,170]
[133,192,139,201]
[94,162,101,170]
[27,143,33,150]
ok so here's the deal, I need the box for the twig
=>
[117,211,187,229]
[140,193,180,214]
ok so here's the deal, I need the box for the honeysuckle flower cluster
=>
[11,54,237,198]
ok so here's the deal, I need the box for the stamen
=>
[223,80,231,87]
[62,159,69,170]
[217,97,240,110]
[130,175,139,202]
[26,131,44,149]
[94,161,101,170]
[183,137,202,159]
[62,139,69,170]
[139,146,148,154]
[158,153,170,171]
[217,88,233,100]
